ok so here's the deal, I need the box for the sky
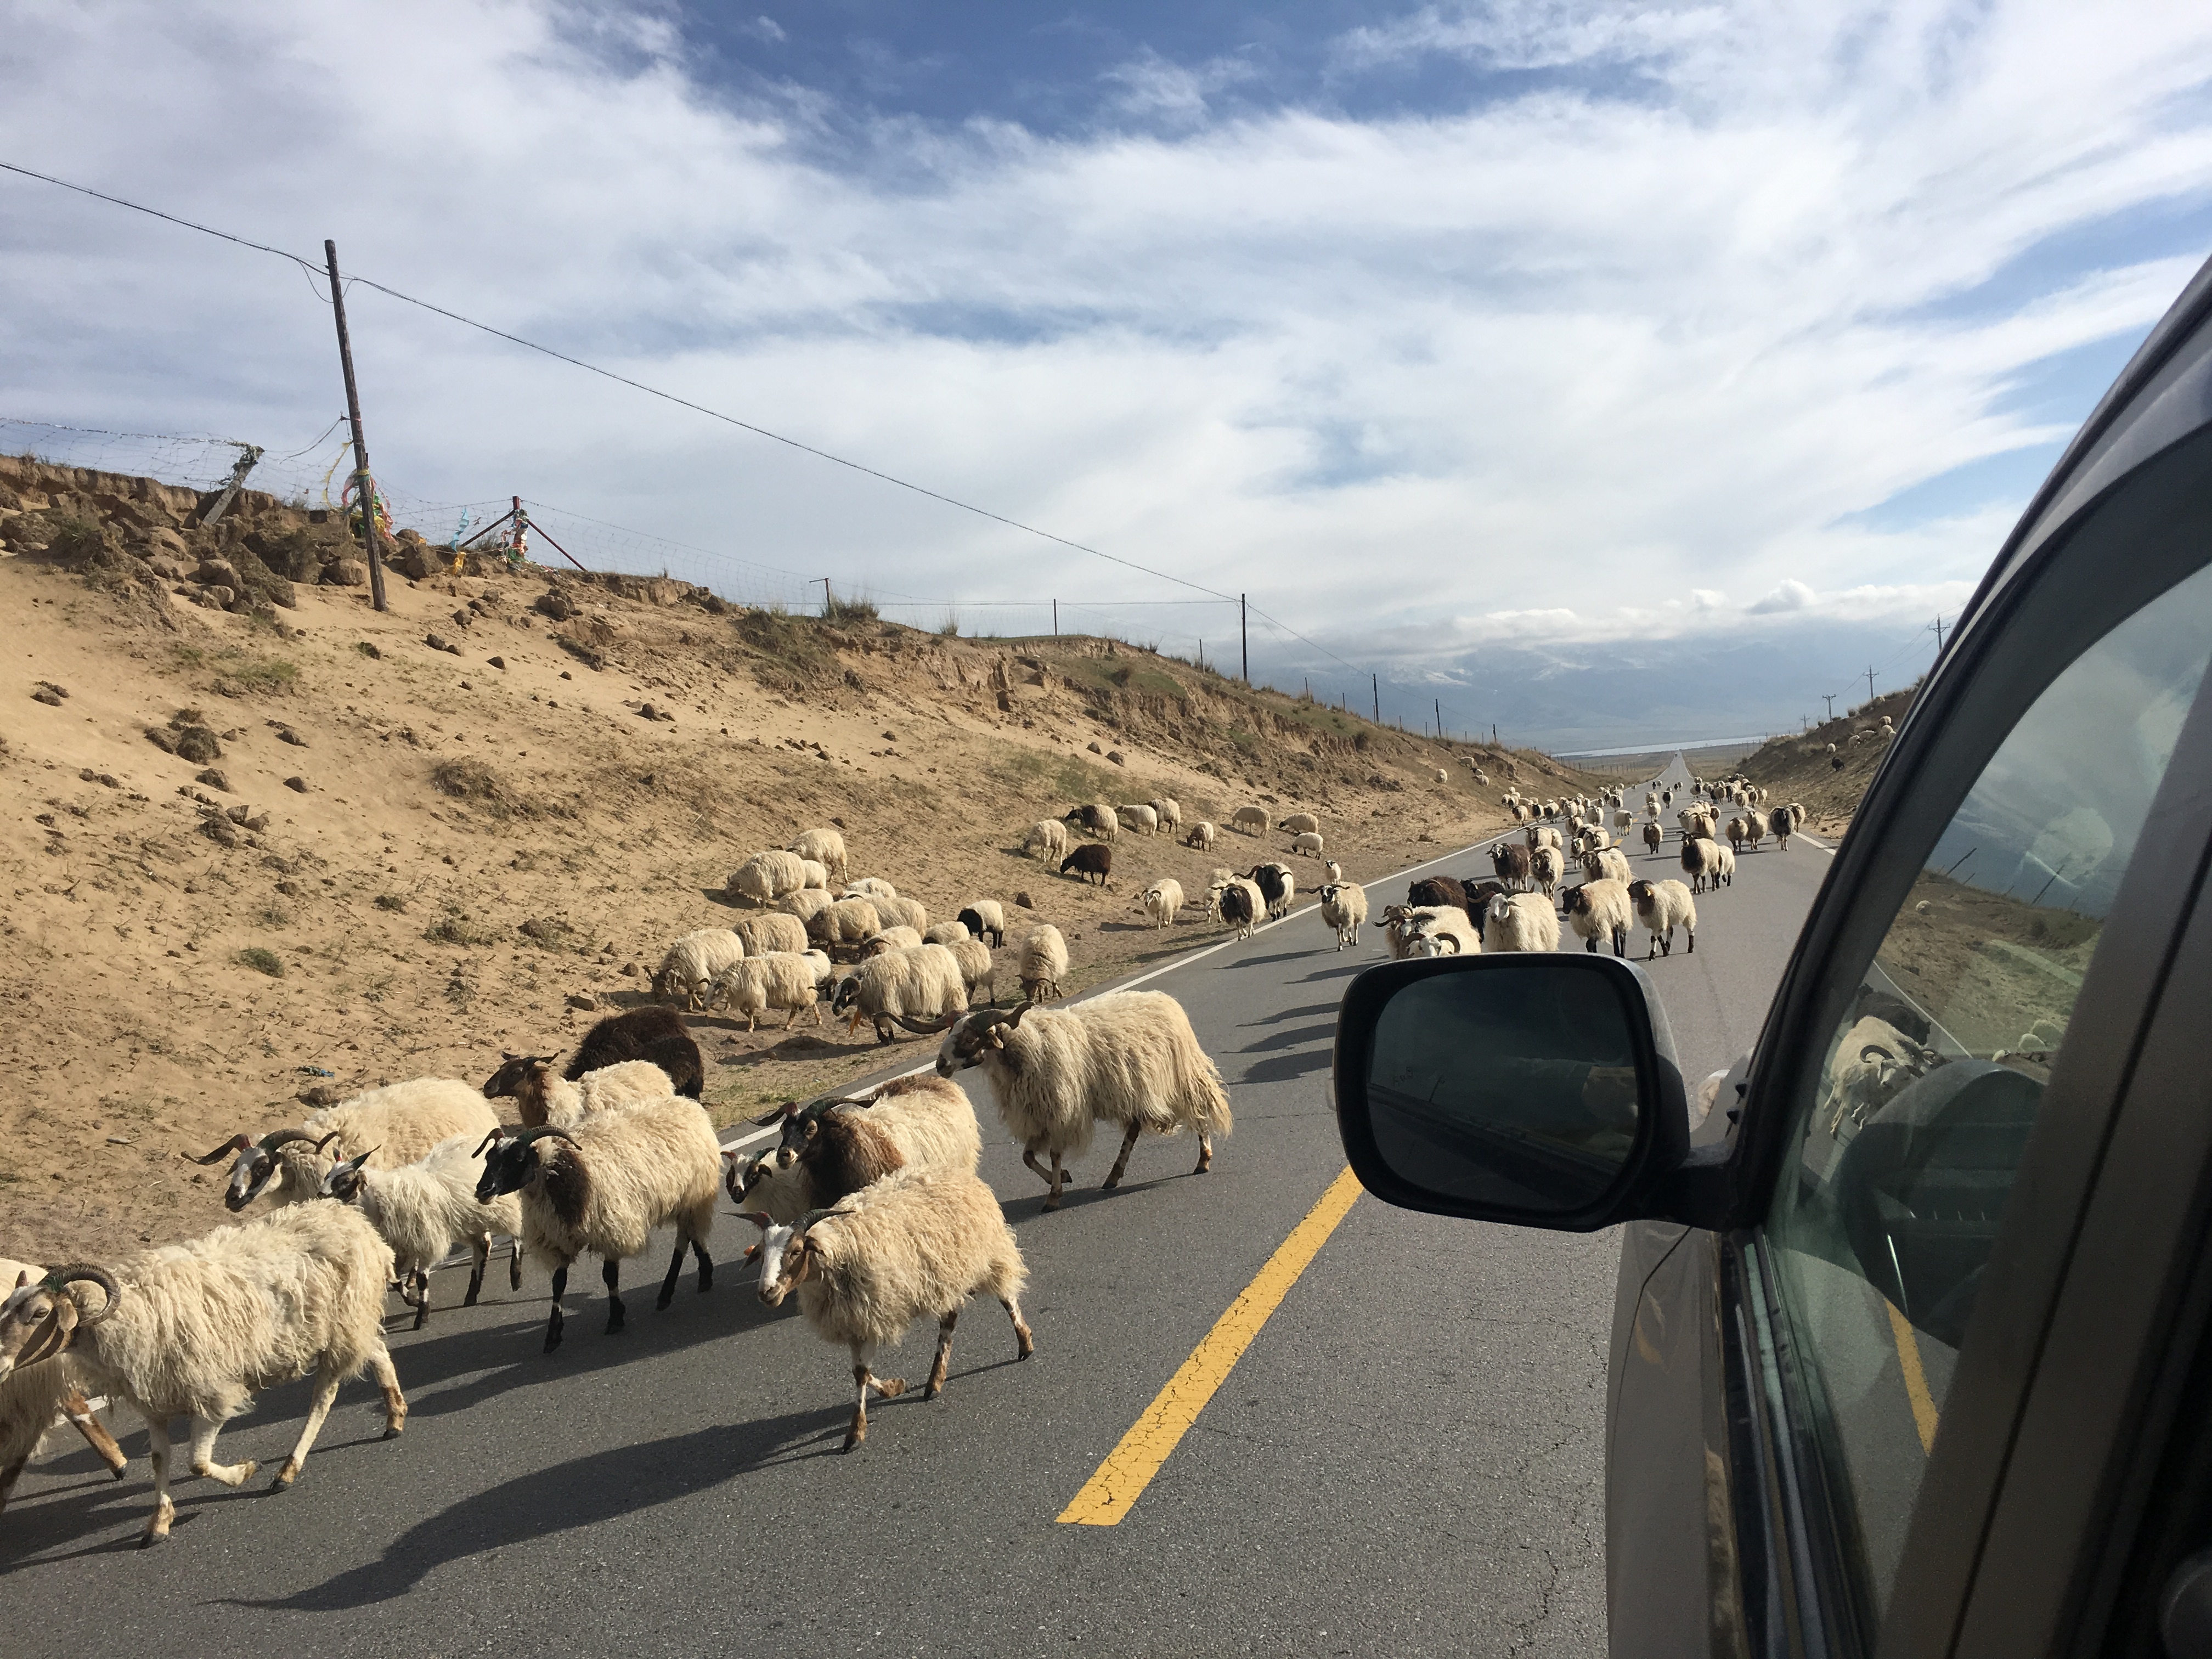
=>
[4,0,2211,751]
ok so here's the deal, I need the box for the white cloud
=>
[0,0,2207,692]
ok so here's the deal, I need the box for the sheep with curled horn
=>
[828,943,969,1044]
[483,1053,681,1129]
[188,1077,499,1215]
[1,1254,128,1515]
[728,1074,983,1221]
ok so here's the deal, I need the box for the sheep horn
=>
[888,1012,956,1034]
[734,1211,776,1231]
[473,1128,506,1158]
[312,1130,343,1154]
[793,1206,841,1234]
[259,1129,321,1152]
[1002,1000,1033,1029]
[46,1265,120,1324]
[510,1126,582,1149]
[749,1104,794,1127]
[189,1133,251,1165]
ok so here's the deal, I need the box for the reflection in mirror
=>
[1365,964,1644,1212]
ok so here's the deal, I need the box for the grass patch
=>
[236,946,284,977]
[822,592,880,625]
[1055,653,1186,699]
[171,644,299,696]
[373,893,408,912]
[429,758,524,819]
[255,902,291,928]
[424,907,503,947]
[987,747,1126,803]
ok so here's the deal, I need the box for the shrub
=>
[237,947,284,977]
[822,592,879,625]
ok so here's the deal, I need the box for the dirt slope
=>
[1738,687,1919,833]
[0,454,1608,1261]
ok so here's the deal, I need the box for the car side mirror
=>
[1333,955,1725,1231]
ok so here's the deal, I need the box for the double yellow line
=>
[1057,1167,1364,1526]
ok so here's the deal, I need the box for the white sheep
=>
[807,896,882,956]
[1485,892,1561,952]
[733,911,810,957]
[709,950,831,1030]
[1582,847,1632,885]
[1135,878,1185,930]
[1318,881,1367,950]
[860,925,926,957]
[777,887,836,924]
[320,1134,525,1328]
[0,1256,127,1516]
[872,893,929,934]
[1679,836,1724,894]
[844,876,898,899]
[830,943,969,1042]
[935,991,1232,1208]
[0,1205,405,1544]
[737,1167,1032,1451]
[1024,819,1072,860]
[481,1055,691,1129]
[1564,879,1633,957]
[1183,820,1218,851]
[1406,907,1481,956]
[797,859,830,890]
[788,827,849,883]
[1231,804,1271,836]
[1434,767,1448,783]
[1280,812,1320,836]
[1627,878,1697,957]
[1530,845,1565,898]
[923,921,971,946]
[1149,797,1183,833]
[191,1078,500,1214]
[1290,831,1325,858]
[729,849,808,906]
[948,935,998,1005]
[1526,823,1563,856]
[1117,803,1160,836]
[731,1074,984,1222]
[1018,924,1070,1002]
[474,1094,723,1351]
[653,927,746,1006]
[954,900,1007,947]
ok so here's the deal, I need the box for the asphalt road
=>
[2,810,1834,1658]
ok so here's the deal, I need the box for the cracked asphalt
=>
[1,830,1827,1657]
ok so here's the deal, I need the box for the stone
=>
[194,557,241,589]
[225,803,251,824]
[298,1084,342,1108]
[1086,741,1102,754]
[357,640,382,659]
[565,991,598,1012]
[488,656,506,670]
[425,633,462,656]
[150,556,186,580]
[196,767,232,791]
[172,726,222,763]
[326,558,369,586]
[145,727,177,754]
[31,686,63,708]
[201,815,240,847]
[535,590,577,622]
[196,586,235,610]
[283,775,308,792]
[277,726,307,747]
[450,608,473,629]
[1014,891,1034,910]
[1107,751,1126,766]
[391,543,435,580]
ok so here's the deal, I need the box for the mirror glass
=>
[1365,963,1645,1210]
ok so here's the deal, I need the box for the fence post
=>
[324,240,388,612]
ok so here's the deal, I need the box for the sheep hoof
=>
[877,1378,908,1398]
[139,1529,167,1549]
[606,1311,627,1335]
[842,1434,863,1453]
[270,1461,296,1489]
[543,1328,564,1355]
[1100,1176,1121,1192]
[1041,1196,1062,1212]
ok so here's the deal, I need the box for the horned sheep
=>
[807,896,882,956]
[730,1074,983,1223]
[0,1205,406,1544]
[860,926,926,957]
[1215,876,1265,939]
[830,943,969,1042]
[1529,845,1565,898]
[1564,879,1633,957]
[1318,880,1368,950]
[0,1256,127,1517]
[1248,862,1296,919]
[653,927,746,1006]
[1627,878,1697,957]
[192,1078,499,1214]
[1680,836,1725,894]
[738,1168,1032,1451]
[935,992,1232,1209]
[1135,878,1185,930]
[320,1135,525,1328]
[473,1092,721,1351]
[949,935,998,1005]
[845,876,898,900]
[1582,846,1632,885]
[1405,906,1482,957]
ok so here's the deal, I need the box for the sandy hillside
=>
[1738,687,1918,834]
[0,454,1611,1261]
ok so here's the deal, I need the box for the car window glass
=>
[1764,556,2212,1622]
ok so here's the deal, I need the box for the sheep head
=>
[482,1052,560,1101]
[320,1148,379,1203]
[475,1126,577,1203]
[934,1003,1032,1076]
[202,1128,325,1213]
[738,1210,829,1306]
[0,1265,118,1381]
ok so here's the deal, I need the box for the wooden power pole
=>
[1239,594,1249,685]
[324,240,387,612]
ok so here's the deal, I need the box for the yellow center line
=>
[1057,1166,1365,1526]
[1885,1299,1940,1454]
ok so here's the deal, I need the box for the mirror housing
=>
[1333,954,1735,1232]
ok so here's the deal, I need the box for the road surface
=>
[2,816,1833,1657]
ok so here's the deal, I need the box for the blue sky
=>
[4,1,2212,748]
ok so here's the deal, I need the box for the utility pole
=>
[1865,665,1877,704]
[1372,673,1380,724]
[1822,693,1837,721]
[817,578,833,616]
[1435,698,1442,740]
[1492,724,1498,746]
[1929,614,1946,653]
[323,240,387,612]
[1239,595,1249,685]
[1052,599,1058,636]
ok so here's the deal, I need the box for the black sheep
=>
[1408,874,1467,909]
[1061,843,1114,886]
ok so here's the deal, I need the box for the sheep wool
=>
[323,1133,523,1327]
[1627,878,1697,957]
[1024,819,1071,860]
[1018,924,1070,1002]
[654,928,746,1006]
[1485,893,1561,953]
[709,951,828,1031]
[732,912,810,958]
[1318,881,1367,950]
[833,943,969,1042]
[948,935,997,1003]
[787,826,849,883]
[729,849,808,906]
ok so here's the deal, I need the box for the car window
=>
[1763,556,2212,1623]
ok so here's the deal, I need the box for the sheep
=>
[191,1078,499,1214]
[1527,823,1563,856]
[1738,814,1765,854]
[871,893,929,934]
[860,925,927,957]
[1529,844,1565,898]
[1462,881,1509,941]
[1023,818,1071,860]
[777,887,837,925]
[1290,831,1325,858]
[1280,812,1320,836]
[1821,1017,1943,1136]
[320,1134,525,1329]
[0,1256,127,1516]
[808,896,883,957]
[956,900,1007,948]
[830,943,970,1043]
[724,912,804,960]
[1434,768,1448,784]
[1642,820,1664,855]
[1064,803,1119,841]
[797,859,831,890]
[562,1006,704,1099]
[1150,797,1184,833]
[1134,878,1186,930]
[482,1054,686,1129]
[1509,803,1529,823]
[1379,904,1422,959]
[1612,809,1634,831]
[788,827,849,883]
[1231,804,1271,836]
[1018,925,1070,1002]
[475,1093,721,1352]
[1062,844,1114,887]
[1116,803,1160,836]
[1627,878,1697,957]
[731,1074,984,1221]
[934,991,1232,1208]
[845,877,898,900]
[1484,891,1560,953]
[1405,907,1481,956]
[1216,876,1265,939]
[708,951,831,1030]
[1245,862,1296,919]
[1582,846,1633,885]
[729,849,808,906]
[1409,874,1468,910]
[922,921,971,946]
[0,1204,405,1543]
[1491,842,1533,891]
[1726,816,1750,854]
[1563,879,1633,957]
[736,1167,1032,1451]
[1183,820,1218,851]
[1318,881,1367,950]
[1713,843,1737,887]
[1680,836,1724,894]
[949,935,997,1005]
[653,927,746,1005]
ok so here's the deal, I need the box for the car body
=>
[1334,250,2212,1658]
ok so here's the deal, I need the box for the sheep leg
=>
[465,1236,489,1307]
[271,1359,344,1488]
[1003,1294,1036,1358]
[603,1259,627,1334]
[141,1414,175,1547]
[369,1341,407,1437]
[190,1411,258,1489]
[656,1238,687,1311]
[1103,1120,1143,1190]
[1194,1135,1215,1175]
[926,1310,958,1399]
[545,1263,569,1352]
[61,1387,129,1477]
[1685,928,1696,955]
[1049,1154,1069,1210]
[0,1452,27,1516]
[1022,1146,1056,1191]
[413,1268,432,1330]
[510,1237,524,1291]
[690,1237,714,1294]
